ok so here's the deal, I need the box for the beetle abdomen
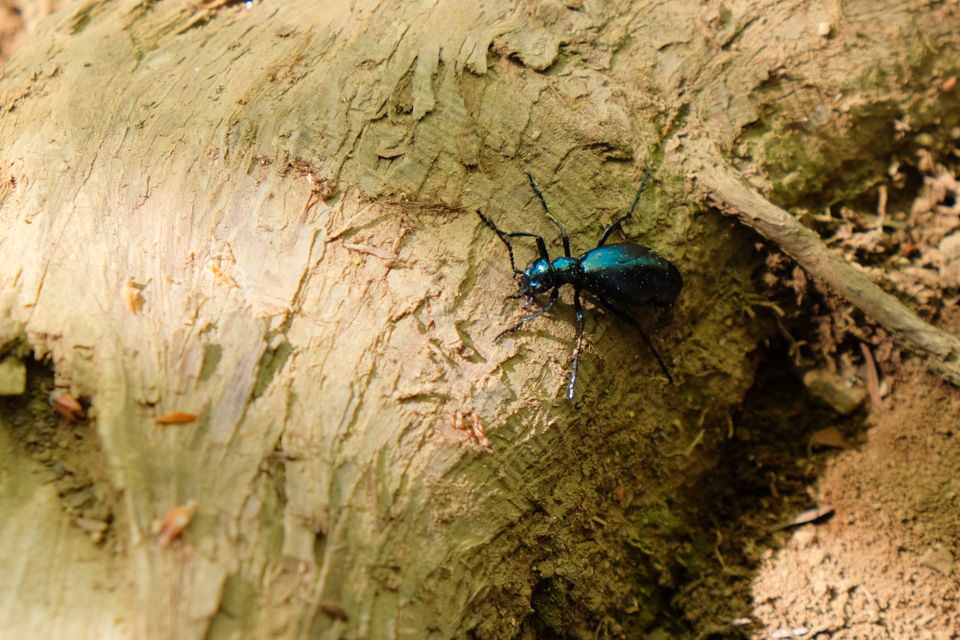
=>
[579,243,682,305]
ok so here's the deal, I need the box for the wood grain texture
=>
[0,0,956,638]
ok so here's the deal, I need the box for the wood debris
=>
[154,412,198,425]
[156,500,197,548]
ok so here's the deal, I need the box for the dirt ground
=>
[736,153,960,640]
[657,319,958,640]
[749,359,960,640]
[655,294,959,640]
[637,135,960,639]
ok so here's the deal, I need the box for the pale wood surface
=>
[0,1,956,638]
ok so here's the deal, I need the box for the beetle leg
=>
[595,295,675,384]
[526,173,572,258]
[597,172,651,248]
[507,230,550,261]
[495,287,559,341]
[568,287,587,399]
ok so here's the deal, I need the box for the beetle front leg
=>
[568,287,586,399]
[495,287,560,341]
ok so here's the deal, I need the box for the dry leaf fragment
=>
[809,426,851,450]
[154,412,198,425]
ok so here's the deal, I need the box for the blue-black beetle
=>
[476,172,682,398]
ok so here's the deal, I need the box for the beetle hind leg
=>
[567,287,587,399]
[595,295,675,384]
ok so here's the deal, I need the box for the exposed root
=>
[693,154,960,386]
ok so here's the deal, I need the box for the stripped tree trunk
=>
[0,1,956,638]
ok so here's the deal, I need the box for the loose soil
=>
[749,357,960,640]
[670,311,960,640]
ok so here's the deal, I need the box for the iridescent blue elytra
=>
[476,172,682,399]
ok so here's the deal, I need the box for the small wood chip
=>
[343,242,397,262]
[206,263,238,288]
[772,505,835,532]
[318,602,349,621]
[860,343,884,409]
[154,412,198,425]
[157,500,197,547]
[468,410,493,452]
[920,544,955,575]
[75,517,109,534]
[51,391,83,421]
[122,277,145,314]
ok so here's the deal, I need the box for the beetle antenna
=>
[476,209,519,273]
[526,172,572,258]
[624,172,651,222]
[597,172,652,248]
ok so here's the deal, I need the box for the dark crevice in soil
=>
[0,356,119,546]
[651,344,869,639]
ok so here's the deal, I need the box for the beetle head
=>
[520,258,551,295]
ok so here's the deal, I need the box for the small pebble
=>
[0,356,26,396]
[920,544,955,575]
